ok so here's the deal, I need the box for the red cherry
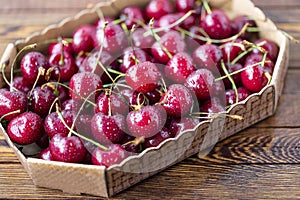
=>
[48,41,73,56]
[175,0,196,13]
[221,39,243,63]
[225,87,251,106]
[95,92,128,116]
[220,63,243,89]
[252,39,279,62]
[50,133,87,163]
[200,9,232,39]
[193,44,222,72]
[7,112,43,145]
[118,88,147,108]
[143,127,174,148]
[39,147,54,161]
[72,25,96,54]
[132,28,155,51]
[120,6,146,29]
[13,76,32,94]
[186,26,206,51]
[200,97,225,114]
[120,48,151,73]
[169,117,199,136]
[146,0,174,20]
[92,144,128,167]
[75,114,93,138]
[231,15,257,40]
[144,87,162,105]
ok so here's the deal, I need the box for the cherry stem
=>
[202,0,212,14]
[55,103,108,151]
[48,97,60,115]
[123,137,145,146]
[130,25,139,65]
[93,22,107,74]
[27,67,45,99]
[220,60,238,104]
[121,23,129,35]
[0,109,20,122]
[190,112,244,120]
[112,18,125,25]
[265,72,272,85]
[159,77,168,93]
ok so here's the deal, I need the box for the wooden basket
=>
[0,0,289,197]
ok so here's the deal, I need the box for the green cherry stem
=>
[202,0,212,14]
[220,60,238,104]
[0,109,20,122]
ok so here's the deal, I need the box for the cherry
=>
[252,39,279,62]
[61,99,79,112]
[39,147,54,161]
[225,87,251,106]
[75,114,93,138]
[200,97,225,114]
[125,61,161,93]
[165,52,196,83]
[94,17,114,29]
[36,132,49,149]
[169,116,199,136]
[72,25,96,54]
[200,9,232,39]
[143,127,174,148]
[20,51,50,84]
[144,87,162,105]
[80,50,113,75]
[186,26,206,51]
[193,44,222,73]
[50,133,87,163]
[220,63,243,89]
[0,89,27,121]
[241,54,274,93]
[175,0,196,13]
[91,113,126,144]
[231,15,257,40]
[95,92,128,116]
[120,6,145,29]
[160,84,193,117]
[48,40,73,56]
[44,110,74,138]
[157,13,195,31]
[13,76,32,94]
[55,84,69,103]
[185,68,216,101]
[146,0,174,20]
[119,88,146,108]
[151,31,186,64]
[120,134,143,153]
[92,144,128,167]
[96,23,127,54]
[221,39,243,63]
[120,48,151,73]
[132,28,155,51]
[7,112,43,145]
[126,105,167,138]
[28,86,56,118]
[69,72,103,102]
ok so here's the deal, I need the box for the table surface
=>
[0,0,300,199]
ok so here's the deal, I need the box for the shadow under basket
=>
[0,0,289,197]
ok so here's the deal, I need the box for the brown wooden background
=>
[0,0,300,199]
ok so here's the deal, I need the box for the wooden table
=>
[0,0,299,199]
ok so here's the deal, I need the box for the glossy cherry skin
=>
[186,26,206,51]
[13,76,32,94]
[39,147,54,161]
[145,87,162,105]
[231,15,257,40]
[126,105,167,138]
[241,54,274,93]
[50,133,87,163]
[7,112,43,145]
[48,52,78,82]
[175,0,196,12]
[75,114,93,138]
[146,0,174,20]
[252,39,279,62]
[69,72,103,102]
[225,87,251,106]
[157,13,195,31]
[220,63,243,89]
[125,61,161,93]
[193,44,222,73]
[80,50,113,74]
[120,6,145,29]
[200,9,232,39]
[28,86,56,118]
[95,92,128,116]
[36,132,50,149]
[169,117,199,136]
[221,39,243,63]
[91,113,126,144]
[92,144,128,167]
[72,24,96,54]
[20,51,50,84]
[151,31,186,64]
[44,110,74,138]
[132,28,155,51]
[185,69,216,101]
[200,97,225,115]
[160,84,193,117]
[165,52,196,83]
[120,48,151,73]
[0,89,27,121]
[48,41,73,56]
[143,127,174,149]
[118,88,146,108]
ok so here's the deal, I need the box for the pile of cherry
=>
[0,0,279,167]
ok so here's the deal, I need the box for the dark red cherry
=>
[165,52,196,83]
[20,51,50,84]
[186,25,206,51]
[13,76,32,94]
[151,31,186,64]
[119,88,146,108]
[69,72,103,102]
[157,13,195,31]
[75,114,93,138]
[175,0,196,12]
[120,134,143,153]
[44,110,74,138]
[96,23,127,54]
[91,113,125,144]
[252,39,279,62]
[0,89,27,121]
[48,40,73,56]
[120,48,151,73]
[125,61,161,93]
[126,105,167,138]
[160,84,193,117]
[28,86,56,118]
[94,17,114,29]
[231,15,257,40]
[225,87,251,106]
[200,9,232,39]
[92,144,128,167]
[61,99,79,112]
[185,69,216,101]
[50,133,87,163]
[145,87,162,105]
[120,6,145,29]
[220,63,243,89]
[36,132,49,149]
[72,25,96,54]
[193,44,222,73]
[146,0,174,20]
[143,127,174,149]
[221,39,243,63]
[7,112,43,145]
[169,116,199,136]
[95,92,128,116]
[80,50,113,74]
[48,52,78,82]
[39,147,54,161]
[200,97,225,114]
[132,28,155,51]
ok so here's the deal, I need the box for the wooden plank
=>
[253,0,300,7]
